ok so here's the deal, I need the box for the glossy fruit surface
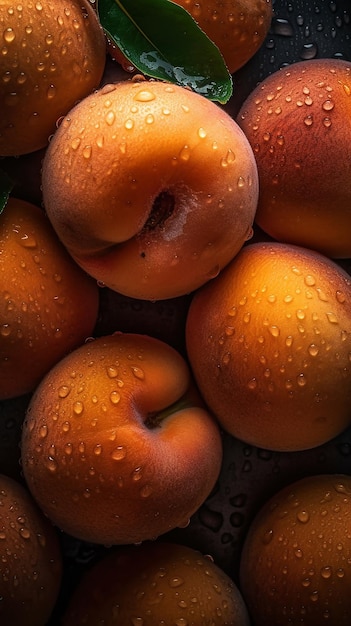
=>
[62,541,250,625]
[0,197,99,400]
[0,0,106,156]
[186,241,351,451]
[21,332,223,544]
[0,474,62,626]
[173,0,273,74]
[237,58,351,258]
[240,473,351,625]
[42,77,258,300]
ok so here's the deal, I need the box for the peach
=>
[41,77,258,300]
[62,541,250,625]
[186,241,351,451]
[173,0,273,74]
[237,58,351,258]
[240,473,351,625]
[0,197,99,400]
[0,0,106,156]
[0,474,62,626]
[20,332,223,545]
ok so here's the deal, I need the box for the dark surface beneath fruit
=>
[1,1,351,624]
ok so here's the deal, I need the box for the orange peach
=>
[0,474,62,626]
[41,77,258,300]
[240,473,351,625]
[62,541,250,625]
[0,197,99,400]
[173,0,273,74]
[237,58,351,258]
[21,332,223,545]
[186,241,351,451]
[0,0,106,156]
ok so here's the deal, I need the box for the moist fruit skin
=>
[240,473,351,626]
[173,0,273,74]
[186,241,351,452]
[237,58,351,258]
[0,197,100,400]
[0,474,62,626]
[0,0,106,157]
[20,332,223,545]
[62,541,251,626]
[41,77,258,301]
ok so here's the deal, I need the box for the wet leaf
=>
[97,0,233,103]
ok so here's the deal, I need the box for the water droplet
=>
[308,344,319,357]
[132,466,142,481]
[262,529,274,544]
[73,401,84,415]
[82,145,92,159]
[110,391,121,405]
[169,577,184,588]
[134,89,155,102]
[19,527,31,539]
[322,99,335,111]
[39,425,48,439]
[111,446,126,461]
[269,325,280,337]
[58,385,70,398]
[326,311,338,324]
[124,119,134,130]
[140,484,153,498]
[297,510,310,523]
[179,145,191,161]
[46,456,58,473]
[131,366,145,380]
[321,566,332,579]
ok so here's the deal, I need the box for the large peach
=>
[237,58,351,258]
[20,332,223,545]
[0,0,106,156]
[0,197,99,400]
[0,474,62,626]
[173,0,273,74]
[186,241,351,451]
[240,473,351,625]
[41,77,258,300]
[62,541,250,625]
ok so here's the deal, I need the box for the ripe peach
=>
[62,541,250,625]
[237,58,351,258]
[41,78,259,300]
[0,0,106,156]
[0,474,62,626]
[186,241,351,451]
[21,332,223,545]
[240,473,351,625]
[173,0,273,74]
[0,197,99,400]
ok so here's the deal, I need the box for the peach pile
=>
[0,0,351,624]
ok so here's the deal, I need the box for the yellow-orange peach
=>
[0,197,99,400]
[41,78,259,300]
[0,474,62,626]
[21,332,223,545]
[62,541,250,625]
[173,0,273,74]
[237,58,351,258]
[186,241,351,451]
[0,0,106,156]
[240,473,351,625]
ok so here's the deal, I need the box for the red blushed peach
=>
[41,78,258,300]
[20,332,223,545]
[186,241,351,452]
[62,541,250,625]
[237,58,351,258]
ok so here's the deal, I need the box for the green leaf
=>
[0,168,14,215]
[97,0,233,104]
